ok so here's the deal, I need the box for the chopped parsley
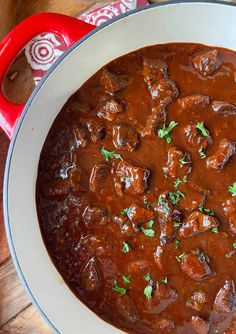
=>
[199,252,206,261]
[183,175,188,183]
[113,280,126,295]
[158,196,163,205]
[101,147,122,161]
[157,121,178,144]
[176,253,186,262]
[161,277,168,284]
[169,191,185,205]
[144,198,151,210]
[198,206,215,216]
[196,122,209,137]
[120,207,131,216]
[173,222,182,229]
[122,242,131,253]
[157,196,170,215]
[175,240,180,249]
[174,178,181,189]
[212,227,218,234]
[198,147,206,159]
[179,153,190,167]
[122,275,131,285]
[148,219,155,228]
[228,182,236,196]
[233,242,236,249]
[144,273,151,282]
[141,227,155,238]
[144,284,153,299]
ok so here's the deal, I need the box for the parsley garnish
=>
[179,153,190,167]
[148,220,155,228]
[176,253,186,262]
[101,147,122,161]
[157,121,178,144]
[198,147,206,159]
[233,242,236,249]
[175,240,180,249]
[229,182,236,196]
[196,122,209,137]
[161,277,168,284]
[212,227,218,233]
[122,242,131,253]
[169,191,185,205]
[173,222,182,228]
[144,285,153,299]
[158,196,163,205]
[141,227,155,237]
[174,178,181,189]
[120,207,131,216]
[122,275,131,285]
[198,206,215,216]
[144,273,151,282]
[144,198,151,210]
[199,252,206,261]
[183,175,188,183]
[113,280,126,295]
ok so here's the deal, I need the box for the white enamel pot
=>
[2,1,236,333]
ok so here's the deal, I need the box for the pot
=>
[2,2,236,333]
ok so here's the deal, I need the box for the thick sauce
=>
[36,43,236,334]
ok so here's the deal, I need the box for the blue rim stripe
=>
[3,1,236,333]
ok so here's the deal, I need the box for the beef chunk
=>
[153,246,164,269]
[186,290,207,311]
[113,215,139,237]
[68,167,81,192]
[182,123,211,150]
[163,147,192,179]
[116,160,150,195]
[83,205,110,227]
[141,105,167,137]
[179,211,219,238]
[143,58,179,106]
[191,316,210,334]
[214,280,236,312]
[126,204,154,223]
[152,319,175,332]
[73,124,89,148]
[87,118,106,142]
[100,68,127,95]
[112,124,139,152]
[90,163,111,192]
[179,94,210,109]
[79,257,101,292]
[192,50,221,76]
[222,197,236,235]
[147,282,178,314]
[206,138,235,170]
[97,97,125,121]
[115,296,139,324]
[181,249,213,281]
[178,185,206,211]
[82,235,113,257]
[42,178,71,197]
[154,193,182,245]
[212,101,236,116]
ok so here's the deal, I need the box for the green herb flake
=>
[113,280,126,295]
[122,242,131,253]
[173,222,182,228]
[120,207,130,216]
[148,220,155,228]
[144,284,153,299]
[157,121,178,144]
[198,206,214,216]
[169,191,185,205]
[144,198,151,210]
[122,275,131,285]
[175,240,180,249]
[161,277,168,284]
[229,182,236,196]
[233,242,236,249]
[141,227,155,238]
[179,153,190,167]
[158,196,163,205]
[144,273,151,282]
[101,147,122,162]
[174,178,181,189]
[212,227,218,234]
[196,122,209,138]
[198,147,207,159]
[183,175,188,183]
[176,253,186,262]
[199,252,206,261]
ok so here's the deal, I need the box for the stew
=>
[36,43,236,334]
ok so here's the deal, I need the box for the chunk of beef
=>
[112,124,139,152]
[100,68,127,95]
[191,316,210,334]
[206,138,235,170]
[181,249,213,281]
[90,163,111,192]
[182,123,211,150]
[192,50,221,76]
[83,205,110,227]
[212,101,236,116]
[152,319,175,332]
[79,257,101,292]
[68,167,81,192]
[154,193,182,245]
[178,184,206,211]
[115,296,139,324]
[116,160,150,195]
[82,235,113,257]
[126,204,154,223]
[147,282,178,314]
[87,118,106,142]
[97,97,125,121]
[163,147,192,179]
[153,246,164,269]
[186,290,207,311]
[141,105,167,137]
[214,280,236,312]
[143,58,168,83]
[179,211,219,238]
[73,124,89,148]
[42,178,71,197]
[222,197,236,235]
[113,215,139,237]
[179,94,210,109]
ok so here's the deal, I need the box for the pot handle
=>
[0,12,95,139]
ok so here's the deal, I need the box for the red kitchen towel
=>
[25,0,148,84]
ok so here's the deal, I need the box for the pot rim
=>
[3,1,236,333]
